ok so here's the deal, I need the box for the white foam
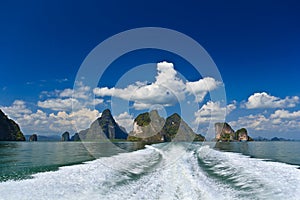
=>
[197,145,300,199]
[0,144,299,200]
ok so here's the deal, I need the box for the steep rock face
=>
[215,123,252,142]
[215,122,235,141]
[236,128,248,141]
[128,111,205,142]
[0,109,25,141]
[79,109,128,140]
[70,133,80,141]
[162,113,205,142]
[29,134,37,141]
[128,110,165,142]
[61,131,70,141]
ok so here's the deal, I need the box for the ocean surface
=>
[0,141,299,200]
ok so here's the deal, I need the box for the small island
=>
[214,122,253,142]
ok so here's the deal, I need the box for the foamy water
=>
[0,144,299,200]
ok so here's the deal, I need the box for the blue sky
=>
[0,0,300,139]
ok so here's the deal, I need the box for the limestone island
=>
[214,122,253,142]
[62,109,205,143]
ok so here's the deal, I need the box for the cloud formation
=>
[38,83,103,111]
[194,101,236,124]
[230,108,300,133]
[1,100,101,135]
[93,61,221,110]
[1,100,32,118]
[244,92,299,109]
[114,112,134,132]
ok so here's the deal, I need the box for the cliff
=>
[162,113,205,142]
[0,109,25,141]
[128,111,205,143]
[215,122,235,141]
[61,131,70,141]
[70,133,81,141]
[79,109,128,141]
[128,110,165,143]
[215,122,252,142]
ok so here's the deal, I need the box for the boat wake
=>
[0,143,299,200]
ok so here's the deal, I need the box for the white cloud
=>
[230,114,270,131]
[38,98,79,111]
[59,84,90,100]
[244,92,299,109]
[194,101,236,124]
[38,83,103,111]
[230,109,300,133]
[270,109,300,119]
[1,101,101,135]
[49,108,101,133]
[94,61,221,110]
[114,112,134,132]
[186,77,221,102]
[1,100,32,119]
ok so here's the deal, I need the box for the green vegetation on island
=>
[215,122,253,142]
[128,110,205,143]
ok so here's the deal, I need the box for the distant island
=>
[128,110,205,143]
[63,109,205,143]
[0,108,295,142]
[214,122,253,142]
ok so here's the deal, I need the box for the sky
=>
[0,0,300,139]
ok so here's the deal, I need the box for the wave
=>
[0,144,299,200]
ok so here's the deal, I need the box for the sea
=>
[0,141,299,200]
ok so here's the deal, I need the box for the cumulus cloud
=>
[114,112,134,132]
[270,109,300,119]
[230,108,300,133]
[244,92,299,109]
[59,84,90,100]
[1,100,32,118]
[93,61,221,110]
[230,114,270,131]
[1,100,101,135]
[186,77,221,102]
[49,108,101,132]
[194,101,236,124]
[38,83,103,111]
[38,98,80,111]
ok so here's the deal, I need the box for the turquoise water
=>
[0,141,299,199]
[0,141,144,182]
[214,141,300,166]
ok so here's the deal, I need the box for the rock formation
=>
[61,131,70,141]
[128,111,205,143]
[128,110,165,142]
[79,109,127,141]
[162,113,205,142]
[29,134,37,141]
[70,133,81,141]
[0,109,25,141]
[235,128,248,141]
[215,122,235,141]
[215,122,252,142]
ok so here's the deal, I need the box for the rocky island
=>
[0,109,25,141]
[61,109,205,143]
[29,134,38,141]
[78,109,128,141]
[215,122,253,142]
[128,110,205,143]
